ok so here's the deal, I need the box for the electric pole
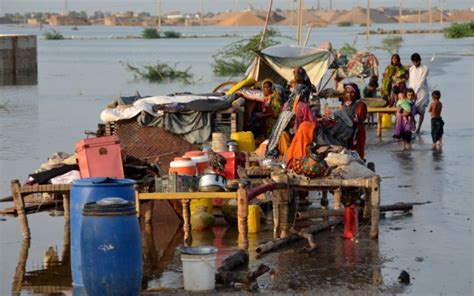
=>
[157,0,162,31]
[366,0,370,40]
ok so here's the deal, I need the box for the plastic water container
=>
[81,198,142,296]
[248,205,261,233]
[169,157,196,176]
[70,177,136,286]
[231,131,256,153]
[183,151,209,174]
[381,113,392,129]
[179,246,217,291]
[190,198,214,215]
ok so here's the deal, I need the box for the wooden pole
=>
[258,0,274,50]
[11,180,30,240]
[429,0,432,33]
[440,0,443,24]
[62,193,70,223]
[255,234,299,254]
[11,239,30,293]
[200,0,203,28]
[157,0,162,31]
[370,176,381,239]
[182,199,192,246]
[417,0,421,29]
[399,0,403,34]
[272,171,289,238]
[303,25,313,46]
[366,0,371,40]
[297,0,303,46]
[237,183,249,249]
[363,188,372,219]
[333,188,342,210]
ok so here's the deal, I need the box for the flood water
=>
[0,24,473,295]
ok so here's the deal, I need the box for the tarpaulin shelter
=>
[247,45,335,87]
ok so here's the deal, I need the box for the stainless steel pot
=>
[198,173,227,192]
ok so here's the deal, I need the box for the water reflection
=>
[12,223,71,294]
[268,230,384,292]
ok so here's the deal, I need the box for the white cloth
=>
[100,94,226,123]
[50,170,81,184]
[408,65,430,110]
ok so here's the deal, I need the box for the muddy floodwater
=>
[0,24,473,295]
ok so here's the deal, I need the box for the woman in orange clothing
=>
[342,83,368,159]
[285,121,317,169]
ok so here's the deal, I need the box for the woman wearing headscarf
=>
[342,83,368,159]
[381,54,408,100]
[259,79,282,138]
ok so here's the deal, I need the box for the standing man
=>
[408,53,430,133]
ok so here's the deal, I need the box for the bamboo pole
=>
[297,0,304,46]
[418,0,421,29]
[366,0,371,40]
[200,0,203,28]
[429,0,433,33]
[370,176,381,239]
[399,0,403,34]
[11,180,30,240]
[157,0,162,31]
[303,25,313,47]
[292,218,343,248]
[258,0,274,50]
[237,183,249,249]
[440,0,443,24]
[272,171,289,238]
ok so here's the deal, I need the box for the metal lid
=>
[82,197,136,216]
[73,177,136,187]
[178,246,218,255]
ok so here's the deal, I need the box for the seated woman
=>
[362,75,379,98]
[259,79,282,138]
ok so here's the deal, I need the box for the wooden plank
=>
[11,180,30,239]
[138,191,238,200]
[367,107,397,113]
[19,184,70,194]
[288,177,374,189]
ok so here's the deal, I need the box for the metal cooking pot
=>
[198,173,227,192]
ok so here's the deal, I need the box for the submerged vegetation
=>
[373,35,404,55]
[124,61,193,84]
[43,29,65,40]
[338,21,353,27]
[444,22,474,39]
[142,27,160,39]
[142,27,182,39]
[212,28,283,76]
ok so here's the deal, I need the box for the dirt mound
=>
[213,11,265,26]
[331,6,396,24]
[278,10,327,26]
[314,10,345,23]
[447,10,474,22]
[399,9,449,23]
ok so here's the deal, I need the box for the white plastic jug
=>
[179,246,217,291]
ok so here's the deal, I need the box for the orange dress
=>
[285,121,317,167]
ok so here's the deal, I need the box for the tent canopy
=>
[247,45,335,87]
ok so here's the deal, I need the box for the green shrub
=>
[372,35,404,55]
[44,29,64,40]
[338,21,352,27]
[212,28,284,76]
[142,27,160,39]
[444,22,474,39]
[339,42,358,57]
[163,31,181,38]
[124,61,193,84]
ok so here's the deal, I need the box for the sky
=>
[1,0,472,15]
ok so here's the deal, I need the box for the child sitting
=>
[393,90,416,150]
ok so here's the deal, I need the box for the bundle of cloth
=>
[27,152,80,185]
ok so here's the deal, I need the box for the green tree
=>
[373,36,404,55]
[212,28,283,76]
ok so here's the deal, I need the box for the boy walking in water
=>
[429,90,444,149]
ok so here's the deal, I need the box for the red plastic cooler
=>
[75,135,124,178]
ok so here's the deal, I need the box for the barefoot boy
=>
[428,90,444,149]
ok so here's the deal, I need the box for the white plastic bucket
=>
[179,246,217,291]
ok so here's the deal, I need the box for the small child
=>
[405,88,418,130]
[393,90,416,150]
[429,90,444,149]
[388,85,401,107]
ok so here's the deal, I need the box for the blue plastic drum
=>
[70,177,135,286]
[81,198,142,296]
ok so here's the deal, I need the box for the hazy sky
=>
[1,0,472,14]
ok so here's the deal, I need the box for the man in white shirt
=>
[408,53,430,134]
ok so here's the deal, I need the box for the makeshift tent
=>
[247,45,335,87]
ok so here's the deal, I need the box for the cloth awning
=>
[247,45,335,86]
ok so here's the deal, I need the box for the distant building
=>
[27,18,44,26]
[48,15,90,26]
